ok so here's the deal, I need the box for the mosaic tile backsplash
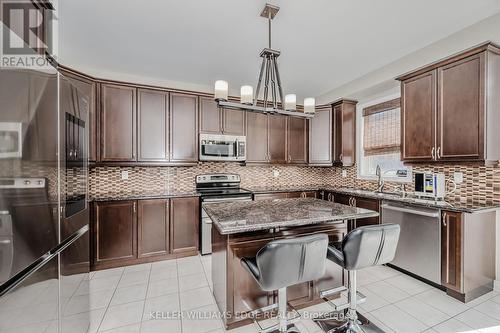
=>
[90,162,500,205]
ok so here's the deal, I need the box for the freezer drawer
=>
[381,202,441,284]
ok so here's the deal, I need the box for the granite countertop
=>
[323,187,500,214]
[203,197,379,235]
[247,185,323,194]
[90,190,200,202]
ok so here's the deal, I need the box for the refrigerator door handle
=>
[0,224,88,297]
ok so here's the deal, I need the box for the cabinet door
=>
[332,104,342,164]
[200,97,221,134]
[254,192,288,200]
[437,54,484,161]
[401,70,436,161]
[246,112,269,163]
[340,101,356,166]
[170,197,199,254]
[287,117,308,164]
[137,89,169,162]
[441,211,463,292]
[268,114,287,163]
[222,109,245,135]
[353,197,380,229]
[309,107,332,165]
[138,199,169,258]
[333,193,351,206]
[100,84,137,162]
[170,93,199,163]
[94,201,137,264]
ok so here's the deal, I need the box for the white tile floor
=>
[72,255,500,333]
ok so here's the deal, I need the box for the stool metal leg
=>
[278,287,287,332]
[313,270,384,333]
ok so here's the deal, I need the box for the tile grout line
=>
[138,264,152,333]
[95,269,125,333]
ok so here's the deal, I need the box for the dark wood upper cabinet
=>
[138,89,169,162]
[222,109,246,135]
[438,54,484,160]
[200,97,221,134]
[309,106,332,166]
[401,70,437,161]
[170,93,199,163]
[100,84,137,162]
[398,43,500,164]
[441,210,463,293]
[333,99,357,167]
[138,199,169,258]
[268,114,287,164]
[246,112,269,163]
[170,197,199,254]
[287,117,308,164]
[93,201,137,265]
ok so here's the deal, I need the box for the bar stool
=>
[314,224,400,333]
[241,234,329,333]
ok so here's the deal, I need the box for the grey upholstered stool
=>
[314,224,400,333]
[241,234,329,333]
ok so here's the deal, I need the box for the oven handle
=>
[203,196,252,203]
[381,204,440,218]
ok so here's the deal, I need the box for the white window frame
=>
[356,93,412,183]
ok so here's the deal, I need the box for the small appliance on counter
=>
[199,134,246,162]
[414,172,446,200]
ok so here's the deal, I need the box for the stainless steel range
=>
[196,174,252,254]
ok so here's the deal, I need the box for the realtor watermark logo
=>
[1,0,54,68]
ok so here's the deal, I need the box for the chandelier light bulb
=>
[240,85,253,104]
[214,80,228,101]
[304,97,316,114]
[284,94,297,111]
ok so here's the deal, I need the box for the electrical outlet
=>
[453,172,463,184]
[121,170,129,180]
[273,170,280,178]
[341,169,347,178]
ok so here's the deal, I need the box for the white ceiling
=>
[59,0,500,101]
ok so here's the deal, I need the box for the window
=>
[358,96,411,182]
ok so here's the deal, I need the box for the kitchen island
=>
[203,197,379,329]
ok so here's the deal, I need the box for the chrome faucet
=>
[376,165,384,193]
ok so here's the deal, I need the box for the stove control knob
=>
[24,180,31,185]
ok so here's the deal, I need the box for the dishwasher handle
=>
[381,204,440,218]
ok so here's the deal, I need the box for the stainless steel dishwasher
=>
[381,201,442,284]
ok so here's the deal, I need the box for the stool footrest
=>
[324,291,367,311]
[319,285,348,298]
[250,303,301,333]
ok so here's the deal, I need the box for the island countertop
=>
[203,197,379,235]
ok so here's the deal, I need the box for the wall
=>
[317,11,500,104]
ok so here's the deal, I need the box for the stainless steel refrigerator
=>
[0,64,91,332]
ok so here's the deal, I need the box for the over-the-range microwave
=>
[199,134,246,162]
[0,122,22,158]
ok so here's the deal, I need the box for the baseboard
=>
[494,280,500,292]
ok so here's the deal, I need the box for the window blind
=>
[363,98,401,156]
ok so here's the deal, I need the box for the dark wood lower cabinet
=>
[441,210,462,293]
[170,197,200,254]
[93,201,137,266]
[353,197,380,229]
[138,199,169,258]
[92,197,199,270]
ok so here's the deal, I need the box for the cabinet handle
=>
[339,153,343,161]
[300,192,306,198]
[133,203,136,213]
[327,193,332,201]
[431,147,435,160]
[442,212,447,227]
[437,147,441,159]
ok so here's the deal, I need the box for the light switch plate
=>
[342,169,347,178]
[121,170,129,180]
[272,170,280,178]
[453,172,463,184]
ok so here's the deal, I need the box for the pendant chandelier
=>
[213,3,315,119]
